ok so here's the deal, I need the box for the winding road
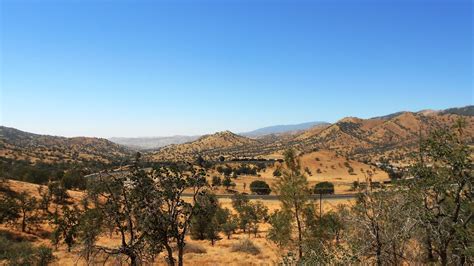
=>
[183,193,357,200]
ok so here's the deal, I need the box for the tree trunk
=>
[319,193,322,219]
[130,254,137,266]
[295,206,303,259]
[425,233,435,262]
[375,226,382,266]
[376,244,382,266]
[178,245,184,266]
[165,243,175,266]
[21,213,26,232]
[439,248,448,266]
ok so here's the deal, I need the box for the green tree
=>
[86,153,206,266]
[313,181,335,217]
[211,176,221,187]
[408,122,473,265]
[313,181,335,195]
[223,176,232,190]
[247,201,268,237]
[221,209,239,239]
[16,192,41,232]
[0,195,20,226]
[78,208,103,262]
[273,149,311,259]
[250,180,271,195]
[268,209,292,247]
[51,205,81,252]
[190,192,226,245]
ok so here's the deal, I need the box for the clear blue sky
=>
[1,0,472,138]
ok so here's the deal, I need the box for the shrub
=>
[249,180,271,195]
[211,176,221,187]
[313,182,335,195]
[231,239,261,255]
[0,235,55,265]
[273,169,282,177]
[223,177,232,189]
[183,243,207,254]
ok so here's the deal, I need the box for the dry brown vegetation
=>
[147,112,474,167]
[0,126,130,164]
[0,179,351,265]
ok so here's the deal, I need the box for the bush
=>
[249,180,271,195]
[313,182,335,195]
[211,176,221,187]
[273,169,282,177]
[231,239,261,255]
[183,243,207,254]
[0,235,55,265]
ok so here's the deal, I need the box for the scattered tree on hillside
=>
[273,149,311,259]
[0,195,20,226]
[313,181,335,217]
[16,192,41,232]
[268,209,292,247]
[221,209,239,239]
[231,193,267,236]
[211,176,221,187]
[190,192,227,245]
[313,181,335,195]
[250,180,271,195]
[51,205,81,252]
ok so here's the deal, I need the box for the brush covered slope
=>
[0,126,131,164]
[149,131,258,161]
[147,107,473,164]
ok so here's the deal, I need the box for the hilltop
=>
[149,131,258,161]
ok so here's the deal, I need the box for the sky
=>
[1,0,472,138]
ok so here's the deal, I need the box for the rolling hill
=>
[146,106,473,163]
[0,126,131,164]
[2,106,472,165]
[148,131,259,161]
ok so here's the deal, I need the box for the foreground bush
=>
[231,239,261,255]
[183,243,207,254]
[0,235,55,265]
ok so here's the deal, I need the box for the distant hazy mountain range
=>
[240,121,329,137]
[109,136,200,150]
[109,121,329,150]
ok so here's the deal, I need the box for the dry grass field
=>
[208,150,389,195]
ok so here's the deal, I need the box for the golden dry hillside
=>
[294,112,474,164]
[149,131,259,161]
[145,110,473,165]
[0,126,131,164]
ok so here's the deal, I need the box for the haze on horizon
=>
[1,0,472,138]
